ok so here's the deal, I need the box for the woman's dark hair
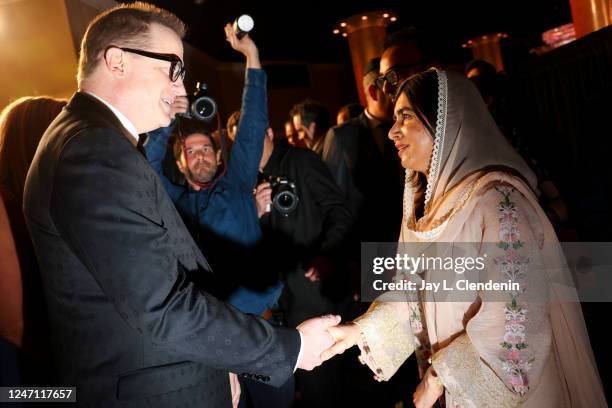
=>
[0,96,66,204]
[393,69,439,218]
[394,69,438,137]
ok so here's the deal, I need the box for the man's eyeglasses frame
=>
[105,46,186,82]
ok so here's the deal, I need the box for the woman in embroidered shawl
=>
[321,69,607,408]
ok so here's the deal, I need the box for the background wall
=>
[0,0,80,107]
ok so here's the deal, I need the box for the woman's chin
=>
[400,156,412,170]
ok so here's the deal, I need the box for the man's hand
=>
[413,367,444,408]
[254,182,272,218]
[224,23,261,69]
[228,372,241,408]
[296,314,341,370]
[170,95,189,119]
[320,323,360,362]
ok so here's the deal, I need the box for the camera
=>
[182,82,217,122]
[266,176,299,215]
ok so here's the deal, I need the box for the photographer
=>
[254,125,354,407]
[145,23,289,407]
[146,22,278,289]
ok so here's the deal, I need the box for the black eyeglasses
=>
[375,67,403,92]
[375,64,423,95]
[106,46,186,82]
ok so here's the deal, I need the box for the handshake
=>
[295,314,362,370]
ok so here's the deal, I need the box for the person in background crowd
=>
[378,27,429,99]
[0,96,65,386]
[290,99,330,155]
[253,119,354,407]
[335,103,364,125]
[323,57,403,243]
[226,109,240,142]
[284,119,305,148]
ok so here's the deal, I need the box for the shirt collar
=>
[364,108,384,128]
[85,92,139,142]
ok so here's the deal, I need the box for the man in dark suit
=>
[322,58,404,243]
[23,3,336,407]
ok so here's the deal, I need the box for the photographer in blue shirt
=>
[145,26,282,317]
[145,23,291,407]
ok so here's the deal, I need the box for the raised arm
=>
[223,23,267,191]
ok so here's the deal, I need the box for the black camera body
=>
[266,176,299,216]
[182,82,217,122]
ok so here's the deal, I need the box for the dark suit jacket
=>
[23,92,300,407]
[322,112,403,243]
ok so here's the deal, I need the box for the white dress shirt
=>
[85,91,139,142]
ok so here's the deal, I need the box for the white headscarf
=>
[402,69,537,231]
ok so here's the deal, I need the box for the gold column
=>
[462,33,508,72]
[334,11,397,105]
[569,0,611,38]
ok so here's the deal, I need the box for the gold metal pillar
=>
[334,11,396,105]
[462,33,508,72]
[569,0,611,38]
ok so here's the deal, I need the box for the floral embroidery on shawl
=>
[495,185,534,396]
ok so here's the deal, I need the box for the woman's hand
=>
[413,367,444,408]
[320,323,361,362]
[224,23,261,69]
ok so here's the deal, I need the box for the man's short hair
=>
[226,110,241,132]
[291,100,330,133]
[77,2,186,84]
[172,119,216,161]
[362,70,379,97]
[383,26,419,51]
[337,103,364,121]
[362,57,380,96]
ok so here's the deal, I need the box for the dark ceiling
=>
[124,0,572,68]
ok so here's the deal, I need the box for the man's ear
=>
[367,84,379,102]
[104,47,127,78]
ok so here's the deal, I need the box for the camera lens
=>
[273,190,298,214]
[277,192,294,208]
[192,96,217,122]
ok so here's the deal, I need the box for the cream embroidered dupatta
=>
[353,71,607,407]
